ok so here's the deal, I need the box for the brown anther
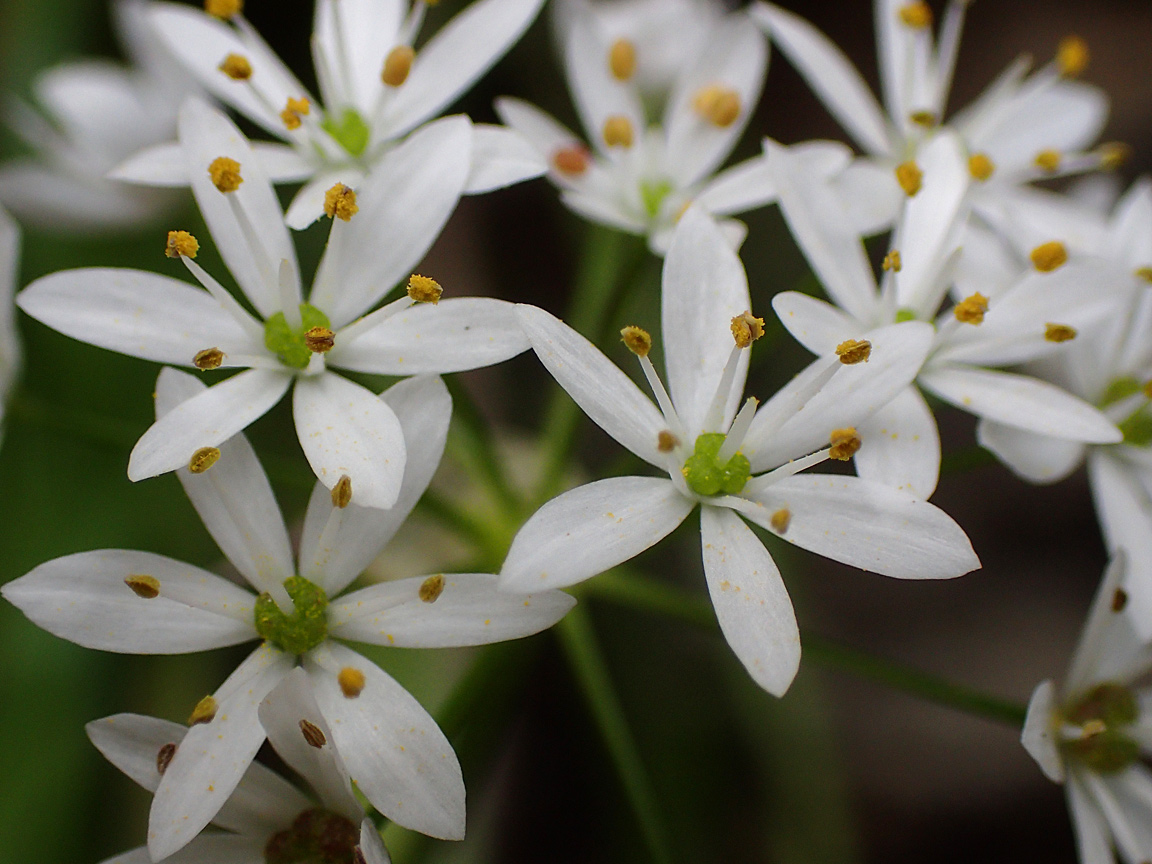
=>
[1112,587,1129,613]
[323,183,358,221]
[208,156,243,193]
[188,695,218,726]
[836,338,872,365]
[953,293,989,325]
[189,447,222,474]
[621,325,652,357]
[829,427,862,461]
[1057,35,1089,77]
[299,719,326,748]
[895,161,922,196]
[382,45,415,87]
[968,153,995,181]
[407,274,442,304]
[331,475,353,509]
[205,0,242,19]
[609,38,637,81]
[1099,142,1132,170]
[882,250,902,272]
[1044,323,1077,343]
[908,110,936,128]
[338,667,366,698]
[898,2,932,28]
[552,145,591,176]
[156,743,177,775]
[125,574,160,599]
[165,230,199,259]
[193,347,225,370]
[730,312,765,349]
[693,85,741,128]
[1034,149,1062,173]
[218,53,252,80]
[304,327,335,353]
[770,508,791,534]
[602,115,634,148]
[1136,267,1152,283]
[1031,241,1069,272]
[419,574,446,603]
[657,430,678,453]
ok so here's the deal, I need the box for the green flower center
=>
[264,303,332,370]
[682,432,751,497]
[264,808,359,864]
[322,108,371,157]
[254,576,329,655]
[1099,376,1141,408]
[1060,682,1141,774]
[639,178,674,218]
[894,307,918,323]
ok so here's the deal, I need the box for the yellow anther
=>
[208,157,243,193]
[205,0,242,19]
[338,667,366,698]
[1044,323,1077,343]
[657,430,679,453]
[1136,267,1152,283]
[165,230,199,259]
[552,145,591,176]
[770,508,791,534]
[419,574,446,603]
[1081,718,1107,739]
[895,161,922,197]
[908,110,937,128]
[156,743,177,775]
[1057,35,1089,77]
[218,53,252,80]
[675,200,693,223]
[836,339,872,365]
[1034,149,1062,173]
[882,250,902,272]
[189,446,221,474]
[299,719,326,748]
[193,347,225,370]
[609,38,637,81]
[1031,241,1069,272]
[602,115,634,148]
[730,312,765,349]
[323,183,359,221]
[407,274,442,304]
[621,325,652,357]
[953,293,989,325]
[829,427,862,461]
[1113,588,1129,612]
[898,2,932,28]
[280,97,310,130]
[125,574,160,599]
[382,45,415,87]
[188,695,218,726]
[304,327,335,353]
[281,109,302,131]
[1099,142,1132,170]
[968,153,995,181]
[693,85,741,128]
[331,475,353,508]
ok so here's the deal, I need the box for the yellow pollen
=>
[829,427,862,461]
[609,39,637,81]
[770,508,791,534]
[693,85,742,128]
[968,153,995,181]
[1044,323,1077,343]
[419,574,446,603]
[953,293,988,325]
[621,325,652,357]
[280,97,310,130]
[407,274,442,304]
[323,183,358,221]
[895,161,922,197]
[836,339,872,365]
[1099,142,1132,170]
[286,97,310,116]
[188,695,218,726]
[898,2,932,29]
[193,347,225,370]
[1034,149,1062,173]
[338,667,366,698]
[908,110,937,128]
[730,311,765,348]
[281,109,301,130]
[299,719,326,748]
[125,574,160,599]
[304,326,335,353]
[327,477,352,511]
[882,250,902,272]
[657,430,678,453]
[603,115,634,149]
[382,45,415,87]
[552,145,591,176]
[208,157,243,193]
[156,743,177,775]
[189,447,222,474]
[1136,267,1152,283]
[1057,35,1089,77]
[205,0,242,19]
[165,230,199,259]
[1031,241,1068,272]
[218,53,252,80]
[1112,588,1129,613]
[1081,718,1107,740]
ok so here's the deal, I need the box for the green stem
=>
[556,605,675,864]
[443,377,523,516]
[7,390,140,451]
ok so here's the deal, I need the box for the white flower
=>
[18,99,529,509]
[0,0,199,232]
[1022,551,1152,864]
[114,0,548,228]
[2,367,575,859]
[0,205,19,448]
[500,207,978,697]
[765,130,1124,499]
[88,669,391,864]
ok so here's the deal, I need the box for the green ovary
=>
[264,808,359,864]
[1060,682,1141,774]
[321,108,371,157]
[682,432,751,497]
[254,576,329,655]
[1100,376,1141,407]
[894,307,917,323]
[639,178,674,218]
[264,303,332,369]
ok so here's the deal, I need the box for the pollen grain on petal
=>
[895,161,922,196]
[1031,241,1068,272]
[125,574,160,599]
[836,338,872,364]
[193,347,225,370]
[829,427,862,461]
[323,183,358,221]
[218,53,252,80]
[1113,588,1129,612]
[693,85,741,128]
[770,508,791,534]
[205,0,242,19]
[953,293,989,325]
[602,115,634,149]
[1057,35,1089,77]
[156,742,177,775]
[552,145,591,176]
[898,2,932,29]
[1044,323,1077,343]
[882,249,902,272]
[1136,267,1152,284]
[419,574,446,603]
[382,45,415,87]
[299,719,326,748]
[621,325,652,356]
[730,311,765,348]
[208,156,243,193]
[968,153,995,181]
[165,230,199,259]
[189,447,222,474]
[407,274,443,304]
[1034,149,1062,173]
[331,475,353,509]
[609,38,637,81]
[338,667,366,698]
[657,430,679,453]
[188,695,218,726]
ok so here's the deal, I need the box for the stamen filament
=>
[744,448,831,494]
[333,294,415,345]
[716,397,759,463]
[746,358,839,443]
[226,193,278,299]
[702,344,745,433]
[637,355,685,440]
[278,259,302,330]
[180,257,265,341]
[933,0,970,110]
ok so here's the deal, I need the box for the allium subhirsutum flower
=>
[0,205,18,449]
[500,207,978,696]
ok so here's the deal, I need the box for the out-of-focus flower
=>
[115,0,547,228]
[19,100,528,508]
[0,205,19,448]
[500,207,977,697]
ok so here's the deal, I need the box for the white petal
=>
[284,168,365,231]
[1066,774,1117,864]
[110,142,190,187]
[312,0,404,114]
[86,713,190,794]
[494,97,584,177]
[306,643,465,839]
[1020,680,1064,783]
[1,550,255,653]
[253,142,315,183]
[976,80,1109,171]
[560,188,648,234]
[463,124,548,194]
[771,290,857,356]
[501,476,694,591]
[1109,177,1152,268]
[293,372,406,510]
[829,156,902,236]
[358,820,392,864]
[114,835,266,864]
[694,154,777,217]
[128,369,292,481]
[976,419,1084,485]
[699,505,800,696]
[854,384,940,499]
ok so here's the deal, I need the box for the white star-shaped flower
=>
[0,205,19,449]
[500,206,978,697]
[18,99,529,509]
[114,0,548,228]
[2,367,576,859]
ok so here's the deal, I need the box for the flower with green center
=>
[682,432,752,496]
[321,109,371,159]
[264,304,333,369]
[254,576,330,655]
